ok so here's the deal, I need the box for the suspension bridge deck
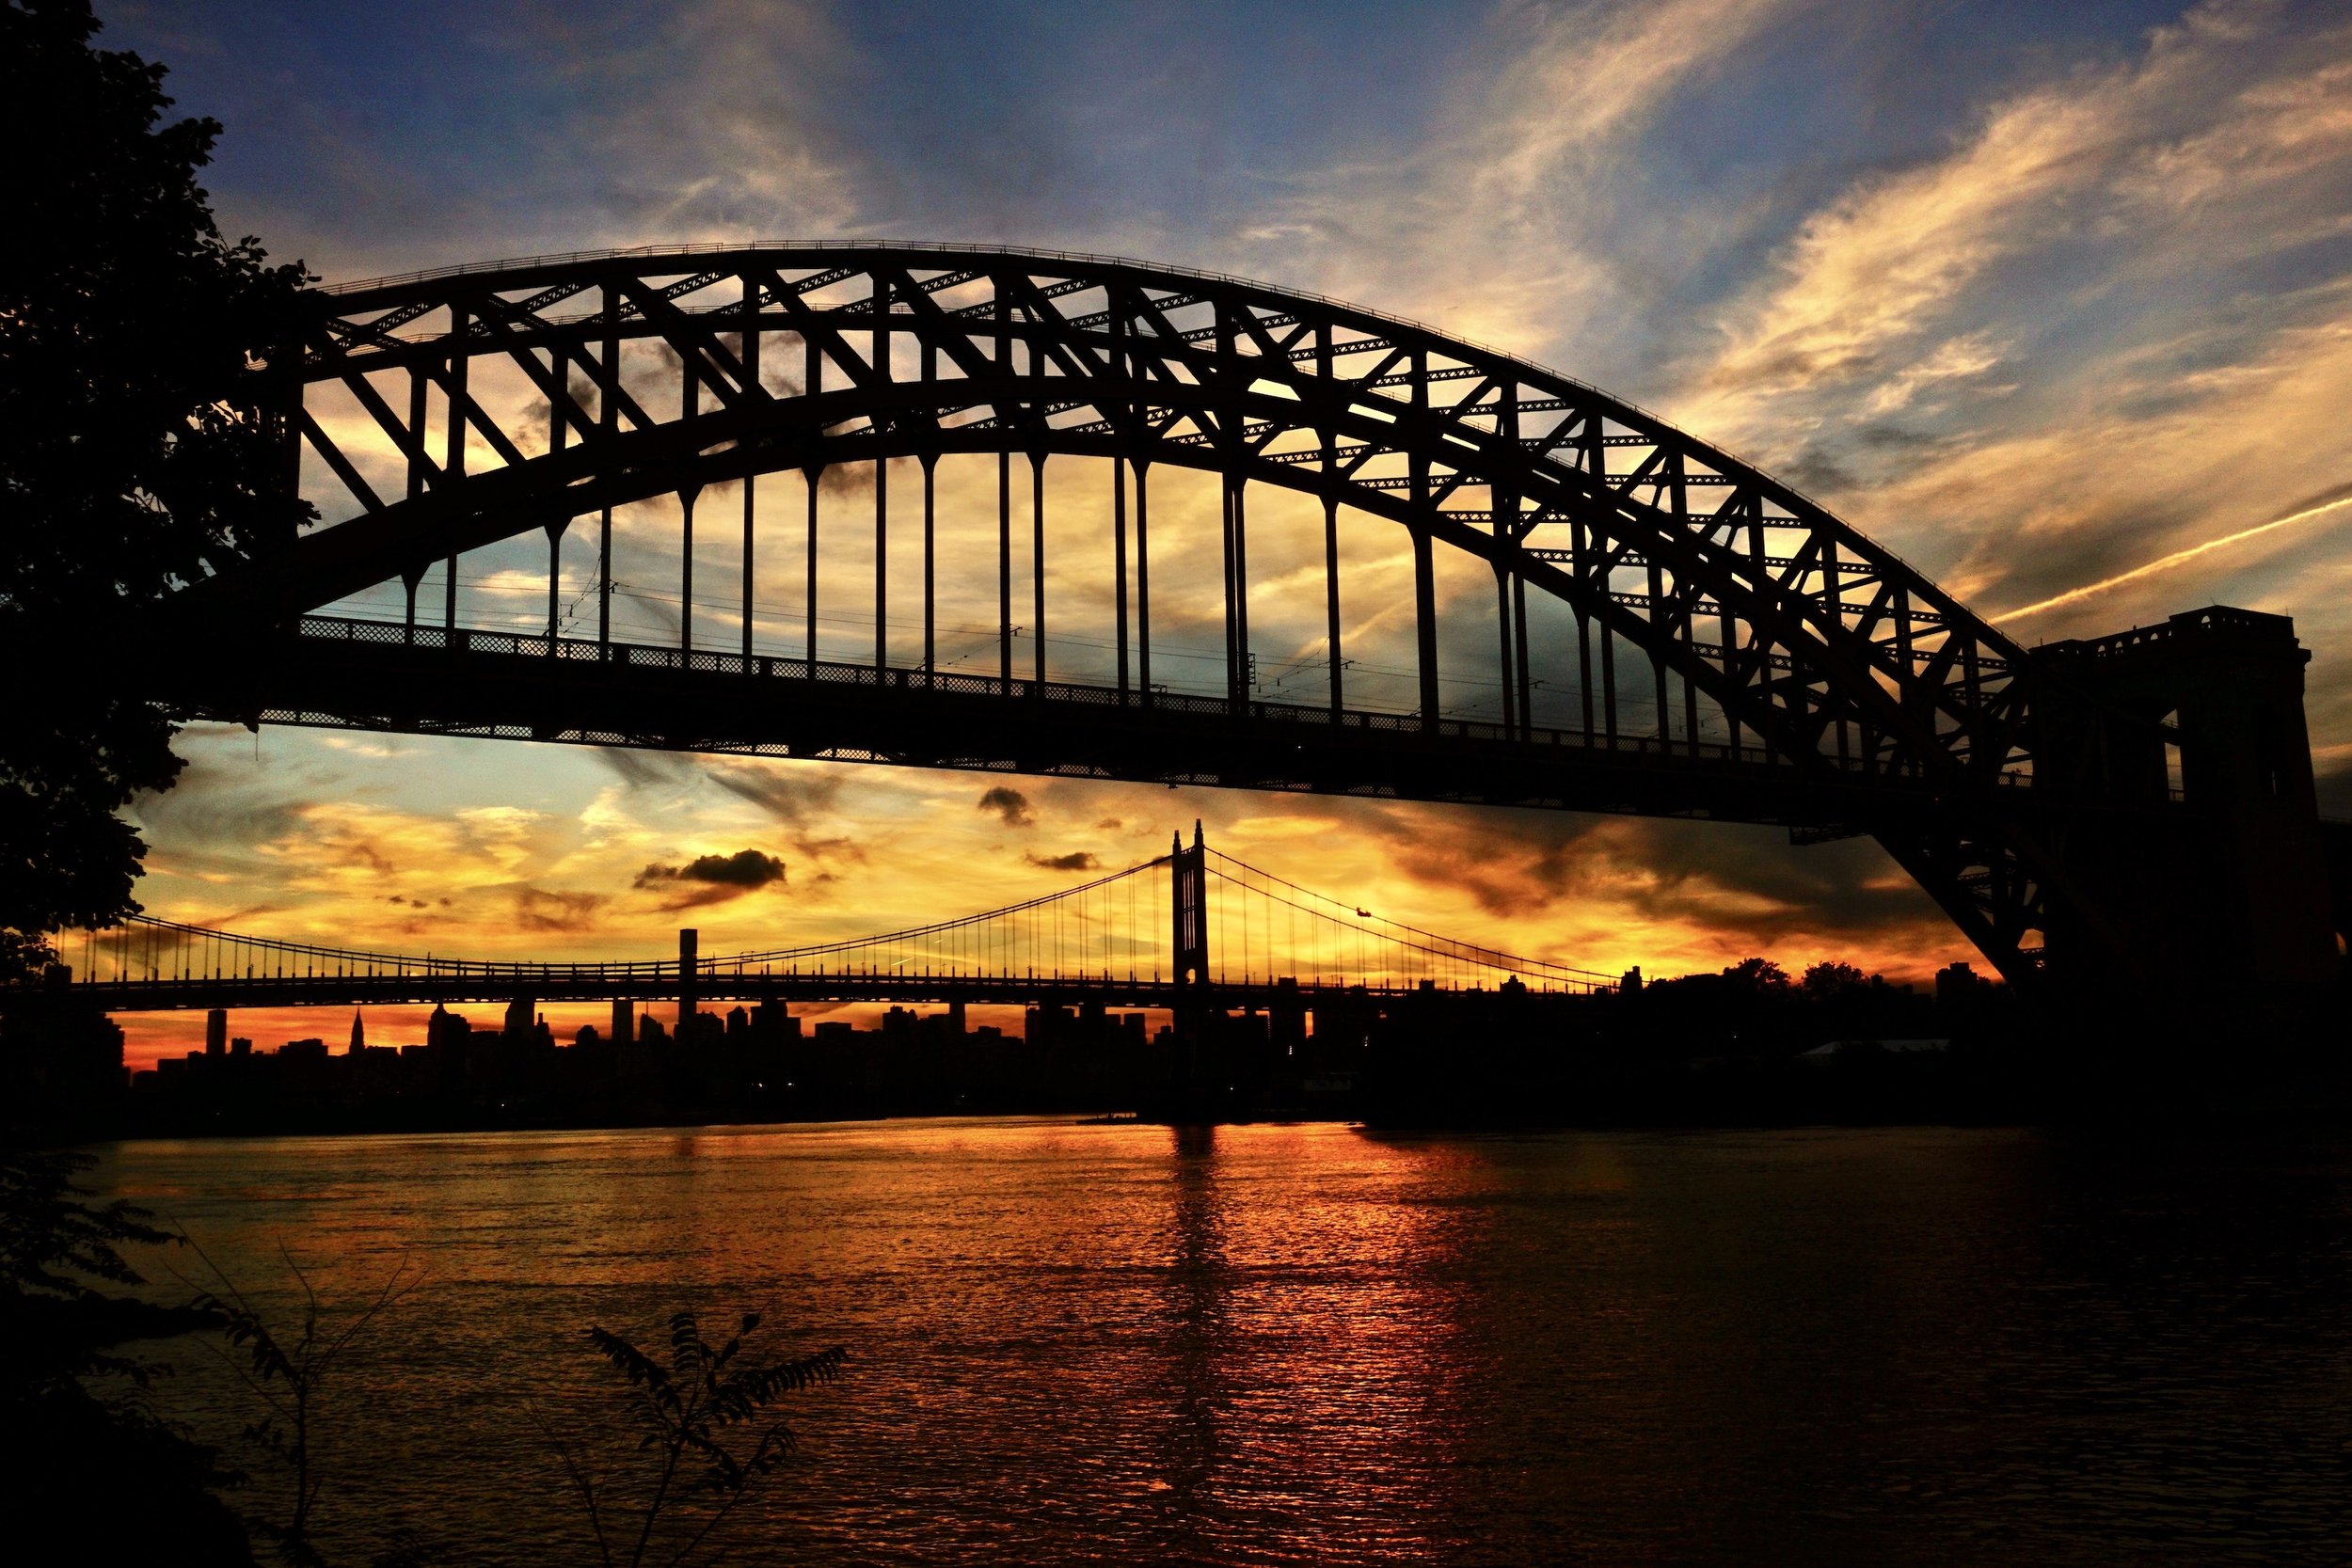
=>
[44,836,1622,1015]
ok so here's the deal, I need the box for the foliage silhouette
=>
[1801,960,1870,1002]
[551,1309,848,1568]
[0,1144,253,1563]
[180,1239,421,1567]
[1720,957,1792,996]
[0,0,311,982]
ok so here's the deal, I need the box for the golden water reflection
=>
[94,1121,2352,1566]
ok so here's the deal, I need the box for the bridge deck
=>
[68,972,1580,1014]
[163,615,2019,830]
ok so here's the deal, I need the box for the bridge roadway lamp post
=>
[678,927,699,1034]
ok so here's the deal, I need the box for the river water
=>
[91,1120,2352,1566]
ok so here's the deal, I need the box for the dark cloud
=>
[701,764,864,874]
[1025,850,1099,872]
[128,750,313,853]
[598,752,858,872]
[978,785,1034,827]
[815,453,914,496]
[634,849,787,890]
[703,765,841,829]
[1969,499,2208,623]
[1094,816,1123,831]
[634,848,787,910]
[818,459,873,495]
[2271,477,2352,525]
[595,747,703,792]
[761,349,805,401]
[516,372,601,453]
[1364,804,1949,962]
[516,887,607,933]
[2316,752,2352,818]
[1778,445,1860,500]
[1851,422,1954,454]
[1365,808,1613,917]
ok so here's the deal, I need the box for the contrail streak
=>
[1991,493,2352,624]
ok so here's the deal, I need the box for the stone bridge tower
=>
[2039,606,2341,1022]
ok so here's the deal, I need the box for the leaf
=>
[585,1325,672,1395]
[669,1310,706,1377]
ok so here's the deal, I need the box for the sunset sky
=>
[102,0,2352,1065]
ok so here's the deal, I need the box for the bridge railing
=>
[47,915,691,991]
[295,613,2035,787]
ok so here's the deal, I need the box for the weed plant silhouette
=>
[181,1241,421,1567]
[551,1309,847,1567]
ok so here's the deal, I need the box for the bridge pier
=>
[2037,607,2341,1037]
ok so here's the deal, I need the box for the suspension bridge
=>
[94,241,2342,1024]
[56,828,1620,1018]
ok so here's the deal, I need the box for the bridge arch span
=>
[147,243,2335,1014]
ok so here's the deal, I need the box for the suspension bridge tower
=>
[1171,823,1208,989]
[1166,822,1215,1118]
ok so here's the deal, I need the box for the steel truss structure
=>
[165,243,2193,1000]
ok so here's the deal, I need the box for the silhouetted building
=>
[502,993,537,1040]
[1936,962,1984,1011]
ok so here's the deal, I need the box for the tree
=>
[1720,957,1791,995]
[1800,960,1868,1003]
[0,0,312,982]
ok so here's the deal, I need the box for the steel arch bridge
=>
[149,242,2341,1015]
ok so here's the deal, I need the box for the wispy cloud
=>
[1994,490,2352,622]
[1642,5,2352,674]
[1214,0,1796,355]
[550,0,871,241]
[1677,87,2112,444]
